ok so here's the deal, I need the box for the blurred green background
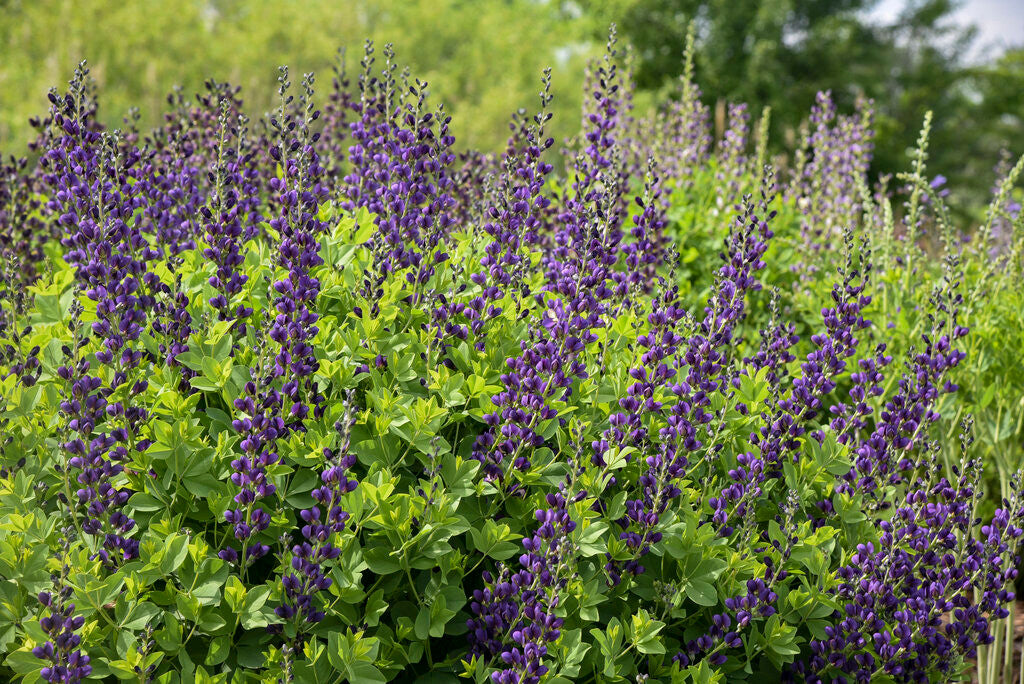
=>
[1,0,1021,208]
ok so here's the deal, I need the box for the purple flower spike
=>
[277,396,359,634]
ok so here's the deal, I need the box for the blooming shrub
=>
[1,30,1024,684]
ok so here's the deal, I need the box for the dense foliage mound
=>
[2,29,1024,684]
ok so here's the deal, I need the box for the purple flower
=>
[468,491,577,684]
[277,395,358,632]
[317,47,360,184]
[42,64,148,566]
[471,34,629,482]
[33,533,92,683]
[716,102,751,202]
[343,43,456,296]
[800,434,1024,683]
[605,181,777,579]
[464,70,556,350]
[841,254,968,500]
[651,24,711,183]
[202,98,262,329]
[744,288,799,387]
[222,69,328,568]
[789,91,874,264]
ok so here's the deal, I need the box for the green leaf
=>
[224,575,246,612]
[347,661,387,684]
[978,382,996,409]
[363,545,402,574]
[107,659,138,680]
[205,635,231,665]
[685,580,718,607]
[468,520,521,560]
[191,559,228,605]
[160,535,189,575]
[243,585,270,613]
[577,521,608,557]
[119,602,161,631]
[363,590,388,628]
[629,609,666,655]
[129,493,165,513]
[414,605,431,640]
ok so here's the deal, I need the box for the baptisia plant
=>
[0,27,1021,684]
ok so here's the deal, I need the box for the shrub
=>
[1,30,1023,684]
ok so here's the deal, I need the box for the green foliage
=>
[0,147,1020,681]
[0,35,1022,677]
[0,0,589,154]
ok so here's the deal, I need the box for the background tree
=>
[577,0,1020,210]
